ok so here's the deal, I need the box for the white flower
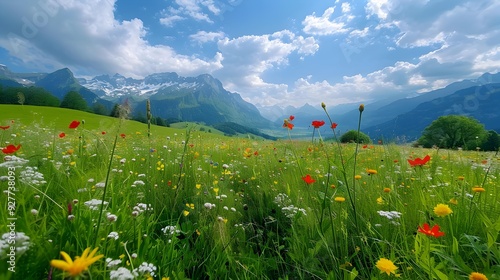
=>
[204,202,215,209]
[106,213,118,222]
[110,267,137,280]
[106,258,122,268]
[31,209,38,216]
[133,262,157,277]
[377,211,402,220]
[107,232,119,240]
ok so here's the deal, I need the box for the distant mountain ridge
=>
[0,65,274,129]
[365,83,500,141]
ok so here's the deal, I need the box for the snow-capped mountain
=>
[79,72,205,100]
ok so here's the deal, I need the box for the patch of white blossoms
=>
[274,193,307,218]
[0,232,31,259]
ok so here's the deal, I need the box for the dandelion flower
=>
[472,186,485,193]
[434,203,453,217]
[469,272,488,280]
[50,247,104,277]
[334,197,345,202]
[376,258,397,276]
[367,169,377,175]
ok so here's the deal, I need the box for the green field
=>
[0,104,498,279]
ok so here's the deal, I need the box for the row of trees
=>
[0,86,109,115]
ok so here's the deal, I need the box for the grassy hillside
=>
[0,104,223,139]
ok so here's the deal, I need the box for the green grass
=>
[0,104,499,280]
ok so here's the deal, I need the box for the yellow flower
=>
[377,197,384,205]
[334,196,346,202]
[383,187,391,193]
[354,175,362,180]
[367,169,377,175]
[469,272,488,280]
[213,187,219,195]
[434,203,453,217]
[183,210,190,216]
[196,184,201,189]
[472,186,485,193]
[376,258,398,276]
[449,198,458,205]
[50,247,104,277]
[458,176,465,180]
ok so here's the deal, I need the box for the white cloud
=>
[0,0,223,78]
[215,31,318,105]
[302,6,353,36]
[190,31,225,43]
[160,0,223,26]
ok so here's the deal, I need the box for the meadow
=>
[0,104,498,280]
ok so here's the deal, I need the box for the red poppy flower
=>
[0,125,10,130]
[2,144,21,154]
[68,120,81,129]
[311,120,325,128]
[302,174,316,184]
[283,120,294,130]
[331,123,338,129]
[59,132,66,138]
[101,131,106,135]
[418,223,445,237]
[120,133,126,138]
[289,115,295,121]
[408,155,431,167]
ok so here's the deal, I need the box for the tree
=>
[340,130,371,143]
[92,103,108,115]
[418,115,487,150]
[60,91,89,111]
[481,130,500,151]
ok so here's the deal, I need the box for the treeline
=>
[0,86,110,115]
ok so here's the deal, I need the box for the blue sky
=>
[0,0,499,107]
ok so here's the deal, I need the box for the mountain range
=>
[1,63,500,141]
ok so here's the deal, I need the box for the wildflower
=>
[183,210,190,216]
[0,125,10,130]
[31,209,39,216]
[472,186,485,193]
[68,120,80,129]
[418,223,445,237]
[289,115,295,121]
[301,174,316,184]
[449,198,458,205]
[334,197,345,202]
[283,119,294,130]
[359,104,365,113]
[376,258,397,276]
[367,169,377,175]
[469,272,488,280]
[59,132,66,138]
[110,267,137,280]
[331,123,338,129]
[50,247,104,277]
[458,176,465,180]
[408,155,431,167]
[383,188,391,193]
[434,203,453,217]
[120,133,126,138]
[2,144,21,154]
[311,120,325,128]
[377,211,402,220]
[321,102,326,109]
[377,197,384,204]
[354,175,362,180]
[108,232,119,240]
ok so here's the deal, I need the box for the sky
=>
[0,0,499,108]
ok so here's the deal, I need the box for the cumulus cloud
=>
[160,0,222,26]
[302,4,354,36]
[190,31,225,43]
[214,30,318,105]
[0,0,223,77]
